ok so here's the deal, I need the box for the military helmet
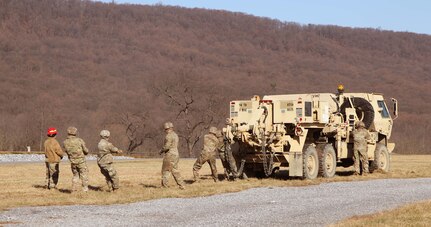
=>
[67,126,78,135]
[225,118,231,125]
[216,130,223,138]
[209,126,218,135]
[164,122,173,129]
[100,130,110,138]
[355,121,365,129]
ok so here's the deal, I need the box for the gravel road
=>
[2,178,431,226]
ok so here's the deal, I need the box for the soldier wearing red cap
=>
[44,127,64,190]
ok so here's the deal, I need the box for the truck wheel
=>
[319,144,336,178]
[303,145,319,179]
[370,144,390,173]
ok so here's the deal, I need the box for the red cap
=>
[47,127,57,136]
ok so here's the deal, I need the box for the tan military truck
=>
[223,85,398,179]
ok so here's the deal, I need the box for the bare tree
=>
[120,112,155,153]
[156,75,218,157]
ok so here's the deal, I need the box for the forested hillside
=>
[0,0,430,155]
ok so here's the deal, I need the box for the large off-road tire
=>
[370,144,390,173]
[318,144,337,178]
[340,97,375,129]
[303,145,319,179]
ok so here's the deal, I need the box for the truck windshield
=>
[377,100,390,118]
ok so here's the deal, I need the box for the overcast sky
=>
[98,0,431,35]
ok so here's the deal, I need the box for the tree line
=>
[0,0,430,155]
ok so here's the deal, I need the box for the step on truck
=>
[223,85,398,179]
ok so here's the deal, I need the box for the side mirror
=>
[391,98,398,120]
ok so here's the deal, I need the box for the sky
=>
[98,0,431,35]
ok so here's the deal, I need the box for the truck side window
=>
[377,100,390,118]
[305,102,312,117]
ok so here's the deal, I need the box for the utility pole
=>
[39,111,44,152]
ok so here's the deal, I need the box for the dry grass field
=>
[1,154,431,225]
[333,201,431,227]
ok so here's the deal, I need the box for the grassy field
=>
[333,200,431,227]
[1,154,431,225]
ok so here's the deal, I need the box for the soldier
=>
[97,130,123,192]
[216,130,230,178]
[353,121,371,175]
[63,127,90,192]
[218,118,240,181]
[193,127,219,182]
[159,122,185,190]
[44,127,64,190]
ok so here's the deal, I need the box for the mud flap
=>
[289,152,303,177]
[387,143,395,153]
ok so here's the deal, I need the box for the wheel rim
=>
[307,155,317,175]
[379,150,387,170]
[324,152,334,173]
[357,109,365,121]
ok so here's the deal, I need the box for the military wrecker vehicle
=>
[223,85,398,179]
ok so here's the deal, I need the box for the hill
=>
[0,0,430,155]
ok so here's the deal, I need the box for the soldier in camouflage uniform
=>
[63,127,90,192]
[97,130,123,192]
[159,122,185,190]
[216,130,232,179]
[44,127,64,190]
[218,118,241,180]
[353,121,371,175]
[193,127,219,182]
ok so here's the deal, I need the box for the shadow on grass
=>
[337,170,357,176]
[33,184,73,193]
[88,185,103,191]
[57,186,101,194]
[183,179,195,184]
[139,183,158,188]
[217,174,231,181]
[32,184,47,189]
[33,185,103,194]
[186,174,223,184]
[58,188,72,194]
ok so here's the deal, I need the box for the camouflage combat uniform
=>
[63,134,89,192]
[160,129,185,189]
[217,136,238,180]
[44,137,64,189]
[98,138,121,191]
[193,131,219,182]
[218,120,242,180]
[353,122,371,175]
